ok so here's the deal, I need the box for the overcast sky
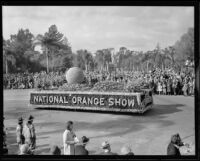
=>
[3,6,194,53]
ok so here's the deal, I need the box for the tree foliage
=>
[3,26,194,74]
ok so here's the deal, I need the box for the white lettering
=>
[42,96,47,103]
[39,96,43,103]
[94,98,99,105]
[128,99,135,107]
[64,96,68,103]
[100,98,104,106]
[108,98,114,106]
[115,98,121,106]
[82,97,87,105]
[54,96,59,103]
[49,96,54,103]
[33,96,38,103]
[59,96,64,104]
[72,96,77,104]
[121,99,127,107]
[77,97,82,104]
[87,97,93,105]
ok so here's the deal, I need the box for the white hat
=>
[121,145,132,154]
[101,141,110,149]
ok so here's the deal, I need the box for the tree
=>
[3,39,16,74]
[102,49,112,71]
[6,29,34,73]
[173,28,194,70]
[74,49,94,71]
[163,46,176,68]
[33,25,67,73]
[95,50,104,71]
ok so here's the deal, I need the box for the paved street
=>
[3,89,195,155]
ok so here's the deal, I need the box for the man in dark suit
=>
[99,141,118,155]
[74,136,89,155]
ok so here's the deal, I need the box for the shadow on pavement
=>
[35,147,50,155]
[35,104,184,139]
[142,104,184,117]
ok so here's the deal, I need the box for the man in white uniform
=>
[63,121,79,155]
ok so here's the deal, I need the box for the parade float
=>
[29,67,153,114]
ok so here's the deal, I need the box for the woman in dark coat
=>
[167,133,187,156]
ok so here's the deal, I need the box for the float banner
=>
[30,93,139,109]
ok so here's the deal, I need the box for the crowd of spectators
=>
[83,68,195,96]
[3,117,192,156]
[3,71,66,90]
[3,67,195,96]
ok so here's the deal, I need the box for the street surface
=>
[3,89,195,155]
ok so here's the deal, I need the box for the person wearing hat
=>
[74,136,89,155]
[3,117,8,155]
[50,145,61,155]
[63,121,79,155]
[23,115,36,152]
[121,145,134,155]
[99,141,118,155]
[16,117,25,149]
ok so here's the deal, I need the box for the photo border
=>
[1,0,199,160]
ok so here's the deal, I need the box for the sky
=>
[3,6,194,53]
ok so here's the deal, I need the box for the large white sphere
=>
[65,67,84,84]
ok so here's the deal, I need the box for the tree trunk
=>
[6,59,8,74]
[107,62,109,72]
[46,49,49,73]
[85,64,88,72]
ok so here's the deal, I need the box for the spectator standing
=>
[16,117,25,149]
[167,79,171,95]
[177,80,182,95]
[157,81,162,95]
[162,80,167,95]
[182,82,188,96]
[99,141,118,155]
[192,79,195,95]
[50,145,61,155]
[74,136,90,155]
[167,133,189,156]
[121,145,134,155]
[3,117,8,155]
[23,115,36,152]
[188,80,193,96]
[172,79,177,95]
[63,121,79,155]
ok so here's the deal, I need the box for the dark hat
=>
[50,145,61,155]
[81,136,90,144]
[28,115,34,121]
[18,117,23,123]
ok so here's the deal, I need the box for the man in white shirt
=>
[63,121,79,155]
